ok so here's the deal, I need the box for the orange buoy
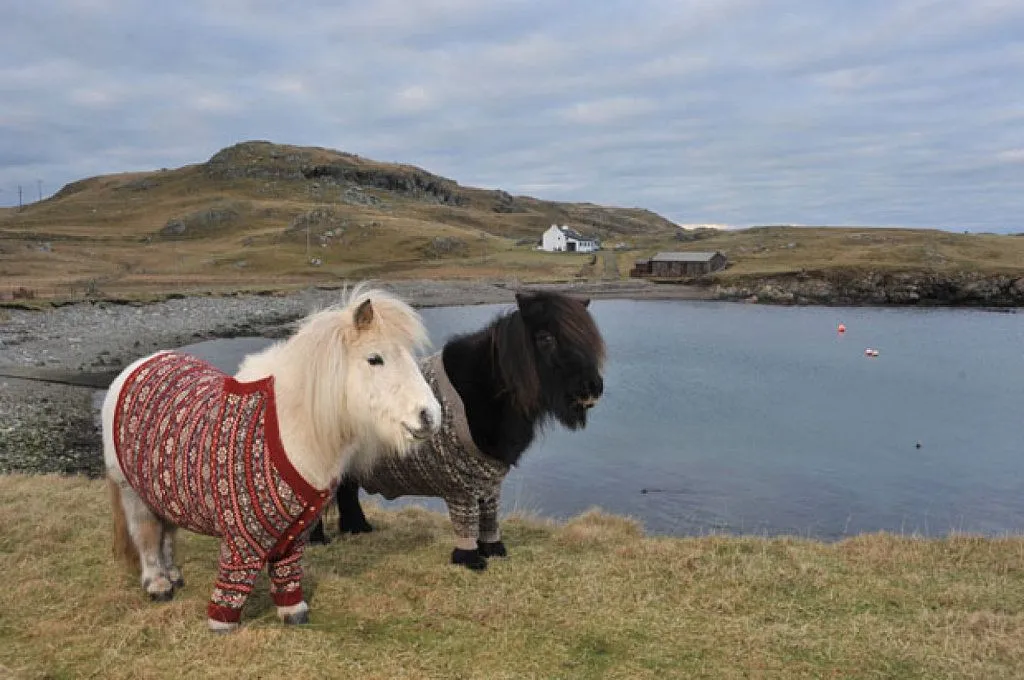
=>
[837,323,846,334]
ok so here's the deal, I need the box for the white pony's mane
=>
[235,283,431,486]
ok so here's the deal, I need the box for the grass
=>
[630,226,1024,281]
[3,141,1020,302]
[2,475,1024,679]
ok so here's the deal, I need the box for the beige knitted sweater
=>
[356,353,510,544]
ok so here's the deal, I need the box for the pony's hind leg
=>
[160,523,184,589]
[120,486,175,601]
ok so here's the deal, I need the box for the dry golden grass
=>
[5,141,1020,303]
[0,142,679,300]
[2,474,1024,679]
[633,226,1024,281]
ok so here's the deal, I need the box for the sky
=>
[1,0,1023,232]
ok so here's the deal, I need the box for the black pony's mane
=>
[441,291,605,466]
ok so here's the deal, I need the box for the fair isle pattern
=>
[357,353,510,544]
[113,351,333,623]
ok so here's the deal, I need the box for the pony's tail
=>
[107,477,139,570]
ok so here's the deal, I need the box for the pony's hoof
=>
[451,548,487,571]
[282,610,310,625]
[148,589,174,602]
[278,601,310,625]
[478,540,507,558]
[143,575,175,601]
[168,569,185,589]
[208,619,240,634]
[307,523,331,545]
[339,518,374,534]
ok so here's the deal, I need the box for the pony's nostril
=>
[585,376,603,398]
[418,408,435,431]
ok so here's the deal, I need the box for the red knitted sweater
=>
[113,351,333,623]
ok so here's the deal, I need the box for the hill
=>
[0,141,679,298]
[1,140,1022,304]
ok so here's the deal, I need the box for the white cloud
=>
[391,85,435,114]
[996,149,1024,164]
[559,97,660,125]
[190,92,241,114]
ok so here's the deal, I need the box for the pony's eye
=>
[367,354,384,366]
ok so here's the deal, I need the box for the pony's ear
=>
[515,291,544,324]
[354,299,375,330]
[582,298,591,308]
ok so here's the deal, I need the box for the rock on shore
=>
[712,271,1024,307]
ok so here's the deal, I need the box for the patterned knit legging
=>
[444,495,502,547]
[208,540,306,623]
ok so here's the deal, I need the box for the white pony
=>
[103,285,441,632]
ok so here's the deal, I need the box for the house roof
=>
[548,224,598,242]
[558,225,588,241]
[651,251,722,262]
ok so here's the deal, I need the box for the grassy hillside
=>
[1,140,1021,301]
[0,141,678,299]
[2,474,1023,679]
[628,226,1024,280]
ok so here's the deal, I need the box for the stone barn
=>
[631,251,727,278]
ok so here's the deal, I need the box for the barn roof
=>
[651,251,722,262]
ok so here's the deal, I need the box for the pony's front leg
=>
[308,477,371,545]
[477,495,507,558]
[207,542,260,633]
[445,496,487,570]
[269,545,309,625]
[337,476,373,534]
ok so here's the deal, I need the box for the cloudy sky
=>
[2,0,1023,231]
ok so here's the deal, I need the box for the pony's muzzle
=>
[404,407,439,441]
[576,375,604,409]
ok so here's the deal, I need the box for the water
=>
[178,300,1024,540]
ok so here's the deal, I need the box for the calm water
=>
[179,300,1024,539]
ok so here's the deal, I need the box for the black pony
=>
[309,290,606,569]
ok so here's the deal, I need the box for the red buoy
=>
[837,323,846,334]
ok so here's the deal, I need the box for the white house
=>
[540,224,600,253]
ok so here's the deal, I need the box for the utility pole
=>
[17,185,23,210]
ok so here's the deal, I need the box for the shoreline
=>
[0,278,713,478]
[0,275,1016,479]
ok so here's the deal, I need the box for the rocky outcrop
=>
[711,271,1024,307]
[203,140,468,207]
[159,202,246,239]
[492,190,528,213]
[421,236,469,259]
[284,207,347,237]
[204,141,314,181]
[301,163,467,206]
